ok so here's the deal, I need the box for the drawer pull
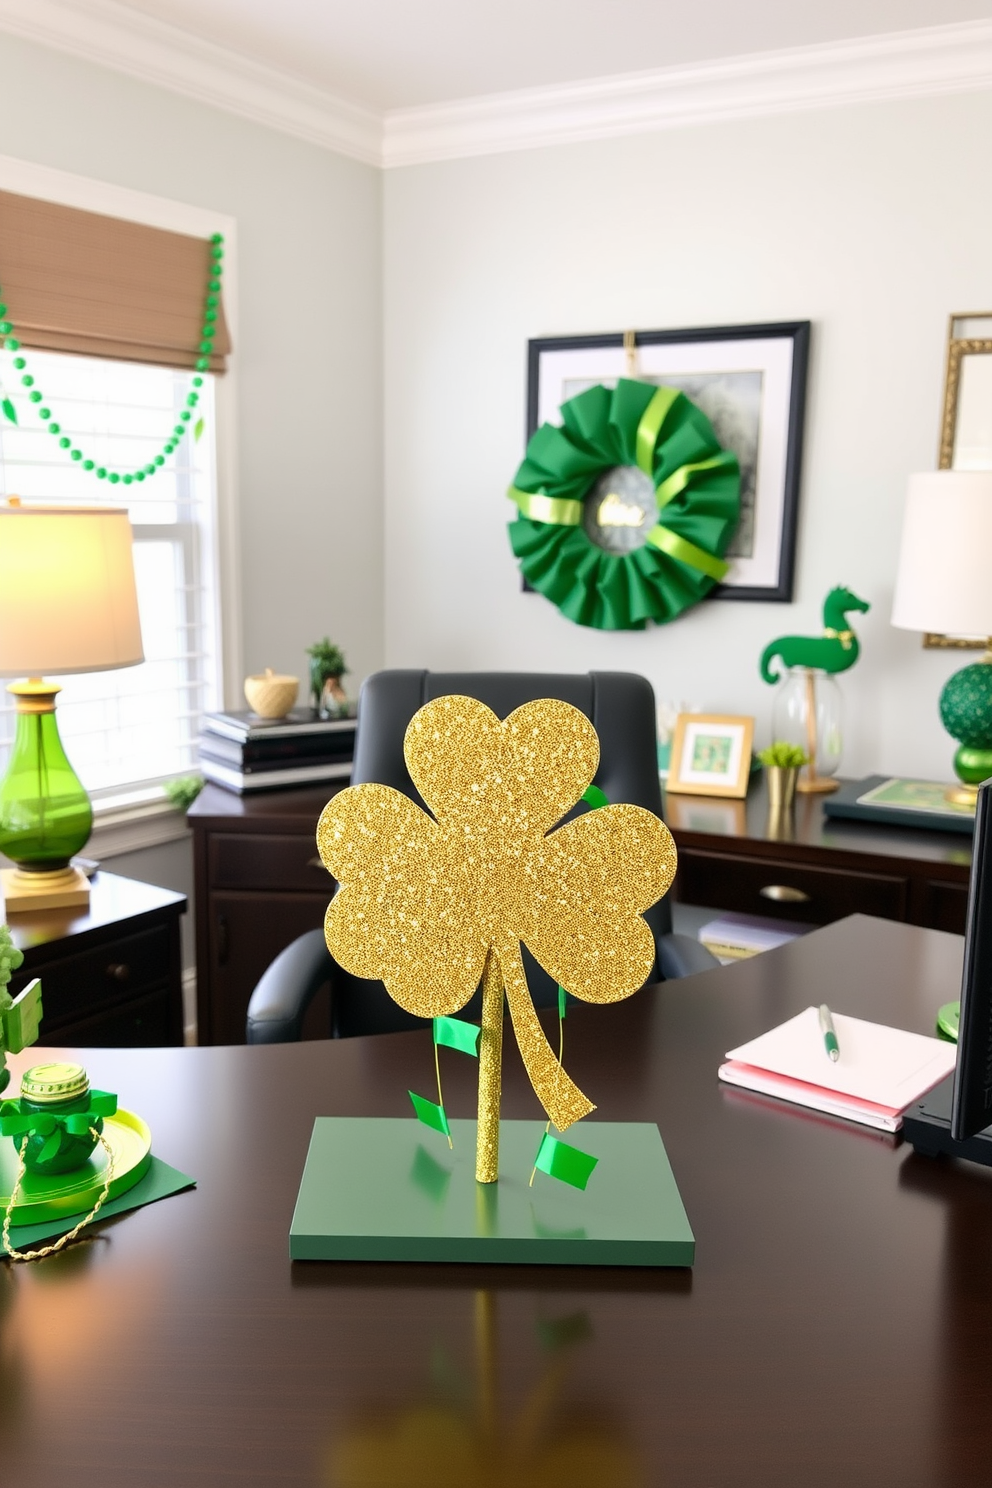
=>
[760,884,812,904]
[106,962,131,982]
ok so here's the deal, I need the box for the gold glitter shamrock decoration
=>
[317,696,677,1153]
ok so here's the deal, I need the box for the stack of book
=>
[198,708,357,794]
[698,911,814,962]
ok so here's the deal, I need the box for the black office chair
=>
[245,670,717,1043]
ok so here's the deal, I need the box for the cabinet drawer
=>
[209,832,332,893]
[919,879,969,935]
[9,924,174,1026]
[675,849,908,925]
[49,986,180,1047]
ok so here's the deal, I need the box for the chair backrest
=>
[328,670,671,1036]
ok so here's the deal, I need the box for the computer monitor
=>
[902,776,992,1163]
[951,776,992,1141]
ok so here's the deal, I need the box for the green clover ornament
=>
[508,379,740,630]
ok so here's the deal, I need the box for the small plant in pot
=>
[306,637,349,717]
[757,741,809,812]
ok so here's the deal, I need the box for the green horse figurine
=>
[760,586,871,683]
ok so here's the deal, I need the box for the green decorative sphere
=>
[939,662,992,749]
[954,745,992,786]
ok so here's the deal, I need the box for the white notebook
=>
[719,1007,957,1132]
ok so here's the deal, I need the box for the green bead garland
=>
[0,233,223,482]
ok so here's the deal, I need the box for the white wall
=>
[383,89,992,780]
[0,32,385,697]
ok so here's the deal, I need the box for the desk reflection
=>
[326,1290,643,1488]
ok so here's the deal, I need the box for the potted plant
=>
[306,638,349,717]
[757,741,809,812]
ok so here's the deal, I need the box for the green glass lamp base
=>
[289,1117,695,1267]
[0,680,93,887]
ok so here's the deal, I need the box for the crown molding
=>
[0,0,381,165]
[0,6,990,170]
[383,19,992,167]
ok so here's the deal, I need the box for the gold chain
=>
[2,1127,116,1262]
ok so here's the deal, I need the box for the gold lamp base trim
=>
[0,866,90,913]
[796,776,841,795]
[946,783,980,807]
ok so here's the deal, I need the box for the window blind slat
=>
[0,190,231,372]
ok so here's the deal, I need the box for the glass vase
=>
[772,668,843,793]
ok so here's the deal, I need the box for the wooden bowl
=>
[244,670,299,719]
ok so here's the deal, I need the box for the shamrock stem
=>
[498,936,595,1132]
[476,948,504,1183]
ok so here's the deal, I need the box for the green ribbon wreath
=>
[508,379,740,630]
[0,1090,117,1165]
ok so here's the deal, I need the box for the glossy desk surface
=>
[2,915,988,1488]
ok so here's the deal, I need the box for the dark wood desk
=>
[5,870,186,1046]
[667,774,972,934]
[3,914,988,1487]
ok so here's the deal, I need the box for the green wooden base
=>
[289,1118,694,1267]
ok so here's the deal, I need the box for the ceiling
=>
[63,0,992,111]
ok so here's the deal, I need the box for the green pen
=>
[818,1004,840,1062]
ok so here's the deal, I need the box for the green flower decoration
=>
[508,379,740,631]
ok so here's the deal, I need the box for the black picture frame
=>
[524,321,810,603]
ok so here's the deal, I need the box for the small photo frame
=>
[667,714,754,798]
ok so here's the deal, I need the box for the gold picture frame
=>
[926,312,992,650]
[667,713,754,798]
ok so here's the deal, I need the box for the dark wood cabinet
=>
[188,783,343,1045]
[189,774,973,1046]
[6,871,186,1046]
[666,776,972,934]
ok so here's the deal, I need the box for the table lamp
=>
[0,499,143,911]
[891,471,992,805]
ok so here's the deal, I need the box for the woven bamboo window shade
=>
[0,189,231,372]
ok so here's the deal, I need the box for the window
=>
[0,347,221,803]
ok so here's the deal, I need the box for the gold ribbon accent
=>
[635,386,681,475]
[824,627,855,649]
[645,524,730,581]
[655,451,737,510]
[507,487,582,526]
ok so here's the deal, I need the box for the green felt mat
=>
[290,1118,694,1267]
[4,1156,195,1251]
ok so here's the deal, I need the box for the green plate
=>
[0,1109,152,1226]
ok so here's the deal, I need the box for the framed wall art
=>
[667,713,755,798]
[926,312,992,650]
[525,322,810,603]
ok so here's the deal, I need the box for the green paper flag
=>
[433,1015,480,1056]
[408,1090,450,1137]
[534,1131,598,1191]
[557,984,568,1020]
[581,784,609,810]
[2,979,43,1055]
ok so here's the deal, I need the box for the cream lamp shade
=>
[0,502,143,675]
[891,471,992,637]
